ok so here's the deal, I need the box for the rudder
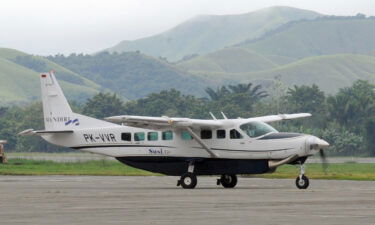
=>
[40,71,116,130]
[40,71,74,130]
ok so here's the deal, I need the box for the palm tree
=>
[205,86,230,101]
[248,84,268,102]
[228,83,252,93]
[228,83,268,102]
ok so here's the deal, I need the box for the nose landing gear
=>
[296,163,309,189]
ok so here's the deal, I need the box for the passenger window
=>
[181,131,193,140]
[121,132,131,141]
[201,130,212,139]
[162,131,173,140]
[216,130,226,139]
[230,129,243,139]
[134,132,145,141]
[147,132,158,141]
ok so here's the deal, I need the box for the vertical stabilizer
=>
[40,71,73,130]
[40,71,117,130]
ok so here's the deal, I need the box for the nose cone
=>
[308,136,330,150]
[316,138,330,148]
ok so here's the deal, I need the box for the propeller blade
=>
[319,149,328,174]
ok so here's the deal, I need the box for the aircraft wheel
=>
[180,172,197,189]
[296,175,309,189]
[220,174,237,188]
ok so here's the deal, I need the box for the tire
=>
[220,174,237,188]
[180,172,197,189]
[295,175,309,189]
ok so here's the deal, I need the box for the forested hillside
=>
[241,16,375,58]
[0,48,101,104]
[183,54,375,94]
[178,47,278,73]
[177,16,375,93]
[47,52,211,99]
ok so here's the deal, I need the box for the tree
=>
[205,83,268,117]
[228,83,253,94]
[205,86,230,101]
[365,117,375,156]
[286,84,325,113]
[83,93,125,118]
[327,80,375,131]
[228,83,268,102]
[321,124,365,156]
[124,89,209,118]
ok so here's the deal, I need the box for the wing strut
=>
[185,127,219,158]
[268,154,299,168]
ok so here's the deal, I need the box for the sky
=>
[1,0,374,55]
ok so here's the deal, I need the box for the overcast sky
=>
[1,0,374,55]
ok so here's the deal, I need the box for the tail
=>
[40,71,115,130]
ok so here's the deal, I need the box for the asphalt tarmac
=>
[0,176,374,225]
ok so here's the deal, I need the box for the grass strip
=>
[254,163,375,181]
[0,158,155,176]
[1,159,375,181]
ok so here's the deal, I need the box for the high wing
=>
[105,113,311,129]
[105,115,223,130]
[251,113,311,123]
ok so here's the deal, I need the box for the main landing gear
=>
[217,174,237,188]
[178,172,197,189]
[296,163,309,189]
[177,162,197,189]
[176,162,238,189]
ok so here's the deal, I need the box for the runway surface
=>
[1,176,375,225]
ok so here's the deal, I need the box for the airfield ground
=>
[0,176,374,225]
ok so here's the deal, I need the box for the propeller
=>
[319,149,329,174]
[308,136,329,174]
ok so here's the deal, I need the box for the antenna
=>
[209,112,217,120]
[221,111,228,119]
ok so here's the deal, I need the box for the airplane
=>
[19,71,330,189]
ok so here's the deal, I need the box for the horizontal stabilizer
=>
[18,129,73,136]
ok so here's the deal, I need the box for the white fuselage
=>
[42,123,316,160]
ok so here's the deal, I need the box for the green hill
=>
[177,47,278,73]
[241,17,375,58]
[0,48,101,105]
[179,17,375,76]
[47,52,212,99]
[106,6,321,61]
[188,54,375,94]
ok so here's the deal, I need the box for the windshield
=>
[240,121,278,138]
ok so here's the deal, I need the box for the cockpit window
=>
[240,121,278,138]
[230,129,243,139]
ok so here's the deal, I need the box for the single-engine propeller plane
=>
[20,72,329,189]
